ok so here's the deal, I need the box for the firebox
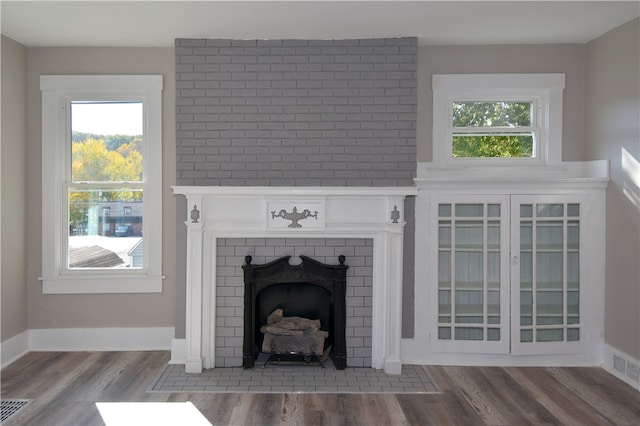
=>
[242,255,349,369]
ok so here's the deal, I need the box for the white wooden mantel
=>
[172,186,417,374]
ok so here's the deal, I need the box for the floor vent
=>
[1,399,31,424]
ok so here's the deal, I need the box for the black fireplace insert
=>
[242,255,349,369]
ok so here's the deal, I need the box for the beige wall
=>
[585,18,640,359]
[25,47,176,329]
[1,36,28,341]
[416,44,586,162]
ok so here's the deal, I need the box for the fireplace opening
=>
[242,255,348,369]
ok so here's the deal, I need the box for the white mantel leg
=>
[184,199,204,374]
[384,228,404,374]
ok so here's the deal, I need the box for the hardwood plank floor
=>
[1,351,638,425]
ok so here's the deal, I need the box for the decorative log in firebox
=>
[242,255,348,369]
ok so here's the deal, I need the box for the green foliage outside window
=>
[69,133,143,232]
[452,101,534,158]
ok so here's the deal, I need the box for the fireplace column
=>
[184,196,204,373]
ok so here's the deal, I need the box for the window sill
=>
[40,275,164,294]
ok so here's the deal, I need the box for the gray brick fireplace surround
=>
[174,37,417,368]
[215,238,373,368]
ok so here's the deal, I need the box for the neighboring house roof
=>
[68,245,124,268]
[128,239,143,257]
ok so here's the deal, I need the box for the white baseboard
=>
[1,330,30,369]
[169,338,186,364]
[602,343,640,391]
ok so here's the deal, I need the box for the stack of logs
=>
[260,308,328,356]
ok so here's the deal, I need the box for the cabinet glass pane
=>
[439,221,451,248]
[488,221,500,249]
[439,327,452,340]
[520,252,533,289]
[455,204,483,217]
[536,252,563,289]
[455,290,483,321]
[439,204,451,217]
[438,252,451,287]
[568,252,579,289]
[537,329,563,342]
[438,290,451,317]
[519,202,581,344]
[567,204,580,217]
[567,221,579,250]
[437,201,503,342]
[537,204,564,217]
[487,252,500,288]
[455,327,483,340]
[455,221,483,249]
[455,252,484,288]
[520,204,533,217]
[537,221,563,250]
[487,328,500,341]
[567,328,580,341]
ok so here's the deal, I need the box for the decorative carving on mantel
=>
[271,206,318,228]
[391,205,400,223]
[190,204,200,223]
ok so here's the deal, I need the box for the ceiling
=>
[2,1,639,47]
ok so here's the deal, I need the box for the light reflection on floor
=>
[96,402,211,426]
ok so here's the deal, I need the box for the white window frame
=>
[40,75,163,294]
[432,74,565,167]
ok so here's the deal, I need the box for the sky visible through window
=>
[71,102,142,136]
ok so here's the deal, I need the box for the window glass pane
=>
[452,101,532,127]
[68,188,143,269]
[452,134,534,158]
[71,101,143,183]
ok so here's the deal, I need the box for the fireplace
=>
[172,186,415,374]
[242,255,349,369]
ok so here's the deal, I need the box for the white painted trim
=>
[28,327,173,351]
[39,75,163,294]
[1,331,30,369]
[169,338,187,364]
[400,340,601,366]
[602,343,640,391]
[432,73,565,167]
[41,275,164,294]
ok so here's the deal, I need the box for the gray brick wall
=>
[176,38,417,186]
[215,238,373,368]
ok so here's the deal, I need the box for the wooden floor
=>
[1,351,638,425]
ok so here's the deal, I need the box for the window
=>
[432,74,565,166]
[40,75,163,294]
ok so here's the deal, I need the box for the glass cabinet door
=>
[436,199,509,353]
[512,199,583,354]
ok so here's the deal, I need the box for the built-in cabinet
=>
[406,166,608,365]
